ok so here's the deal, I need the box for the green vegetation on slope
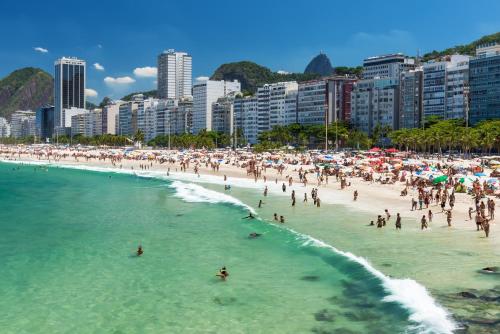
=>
[211,61,320,94]
[0,67,53,119]
[422,32,500,62]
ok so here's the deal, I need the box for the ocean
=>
[1,162,490,333]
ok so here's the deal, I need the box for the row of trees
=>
[388,119,500,155]
[254,122,372,152]
[147,130,239,149]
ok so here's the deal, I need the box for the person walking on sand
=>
[395,213,402,230]
[468,207,474,220]
[303,193,308,203]
[411,198,417,211]
[353,190,358,201]
[421,215,428,230]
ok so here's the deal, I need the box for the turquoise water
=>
[0,163,448,333]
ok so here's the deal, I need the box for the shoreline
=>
[0,156,459,334]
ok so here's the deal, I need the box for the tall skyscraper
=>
[157,49,192,99]
[54,57,86,131]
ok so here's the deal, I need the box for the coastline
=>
[0,157,459,333]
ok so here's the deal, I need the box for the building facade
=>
[36,105,55,141]
[469,43,500,124]
[11,110,36,138]
[192,79,240,133]
[234,96,258,145]
[102,102,121,135]
[0,117,11,138]
[351,78,400,136]
[118,95,142,136]
[297,80,327,125]
[400,69,423,129]
[54,57,86,133]
[157,49,192,100]
[362,54,415,80]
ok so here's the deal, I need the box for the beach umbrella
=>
[474,172,487,177]
[432,175,448,184]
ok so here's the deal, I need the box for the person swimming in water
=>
[279,215,285,224]
[273,213,278,221]
[137,245,144,256]
[216,266,229,280]
[242,212,255,219]
[248,232,262,238]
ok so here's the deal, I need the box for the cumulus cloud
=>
[34,47,48,53]
[133,66,157,77]
[104,76,136,85]
[85,88,98,97]
[93,63,104,71]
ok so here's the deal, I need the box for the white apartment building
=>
[234,96,258,145]
[156,98,193,137]
[297,80,327,125]
[157,49,192,99]
[445,56,469,120]
[137,98,160,142]
[118,95,143,136]
[0,117,11,138]
[362,54,415,80]
[102,102,122,135]
[192,79,240,133]
[257,81,298,134]
[10,110,36,138]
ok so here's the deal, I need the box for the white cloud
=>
[85,88,98,97]
[104,76,136,85]
[34,47,48,53]
[93,63,104,71]
[133,66,157,77]
[196,76,209,82]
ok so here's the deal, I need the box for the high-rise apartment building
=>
[326,76,357,123]
[257,82,298,134]
[297,80,327,125]
[10,110,36,138]
[351,78,400,136]
[362,54,415,80]
[118,95,142,136]
[400,69,423,129]
[469,43,500,125]
[422,55,469,120]
[102,102,122,135]
[234,96,258,145]
[54,57,86,132]
[137,98,160,142]
[157,49,192,99]
[0,117,11,138]
[36,105,55,140]
[192,79,240,133]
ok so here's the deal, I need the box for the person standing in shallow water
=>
[353,190,358,201]
[446,210,452,227]
[395,213,401,229]
[421,215,428,230]
[482,218,490,237]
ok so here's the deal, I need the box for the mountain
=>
[422,32,500,62]
[0,67,53,120]
[304,53,334,76]
[211,61,320,94]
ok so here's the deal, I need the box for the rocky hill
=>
[304,53,334,76]
[0,67,53,120]
[211,61,320,94]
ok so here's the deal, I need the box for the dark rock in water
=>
[467,317,500,327]
[314,309,336,322]
[458,291,478,299]
[213,296,237,306]
[332,329,357,334]
[302,275,320,282]
[311,327,336,334]
[343,311,379,322]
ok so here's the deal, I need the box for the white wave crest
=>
[169,180,256,214]
[297,234,457,334]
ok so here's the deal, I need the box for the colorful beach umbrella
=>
[432,175,448,184]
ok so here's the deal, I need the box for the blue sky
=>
[1,0,499,103]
